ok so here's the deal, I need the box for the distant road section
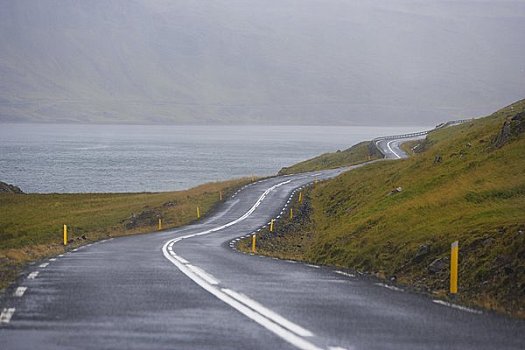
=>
[373,119,472,159]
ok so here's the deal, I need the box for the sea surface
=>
[0,124,429,193]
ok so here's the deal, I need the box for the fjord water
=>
[0,124,428,193]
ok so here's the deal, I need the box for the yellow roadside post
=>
[197,206,201,219]
[251,234,256,253]
[298,192,303,203]
[450,241,459,294]
[269,219,274,232]
[158,218,162,231]
[63,224,68,246]
[290,208,293,219]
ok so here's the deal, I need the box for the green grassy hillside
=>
[239,99,525,317]
[0,178,251,290]
[278,141,378,175]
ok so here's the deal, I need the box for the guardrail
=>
[372,119,472,157]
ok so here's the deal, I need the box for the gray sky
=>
[0,0,524,125]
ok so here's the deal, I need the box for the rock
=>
[390,187,403,195]
[433,154,442,164]
[390,275,397,282]
[494,111,525,148]
[124,209,161,229]
[81,234,87,240]
[428,258,448,274]
[0,181,24,194]
[414,244,430,262]
[163,201,176,207]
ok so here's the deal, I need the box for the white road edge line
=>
[0,308,16,324]
[14,286,27,297]
[162,180,330,350]
[305,264,320,269]
[334,270,355,278]
[375,283,403,292]
[39,263,49,268]
[432,300,482,314]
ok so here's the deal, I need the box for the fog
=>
[1,0,524,125]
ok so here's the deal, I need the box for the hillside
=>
[0,178,251,290]
[1,1,525,125]
[238,99,525,316]
[278,141,379,175]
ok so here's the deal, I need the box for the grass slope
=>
[278,141,378,175]
[0,178,251,290]
[239,100,525,317]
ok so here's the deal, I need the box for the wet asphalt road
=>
[1,143,524,349]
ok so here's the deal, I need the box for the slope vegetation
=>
[278,141,378,175]
[240,100,525,316]
[0,178,251,290]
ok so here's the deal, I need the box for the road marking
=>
[386,140,402,159]
[49,258,56,262]
[13,287,27,297]
[172,254,189,264]
[27,272,39,279]
[0,308,16,324]
[186,265,220,285]
[222,288,313,337]
[375,283,403,292]
[39,263,49,268]
[432,300,482,314]
[305,264,320,269]
[334,270,355,278]
[162,180,339,350]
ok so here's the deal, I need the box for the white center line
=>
[14,286,27,297]
[39,263,49,268]
[386,140,402,159]
[27,271,39,279]
[0,308,16,324]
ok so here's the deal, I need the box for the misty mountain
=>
[1,0,524,125]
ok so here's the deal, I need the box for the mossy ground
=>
[239,100,525,317]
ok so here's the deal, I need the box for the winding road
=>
[1,136,524,349]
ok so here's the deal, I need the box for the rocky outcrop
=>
[494,111,525,148]
[123,209,161,229]
[0,181,24,194]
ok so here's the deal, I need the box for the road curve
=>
[2,143,524,349]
